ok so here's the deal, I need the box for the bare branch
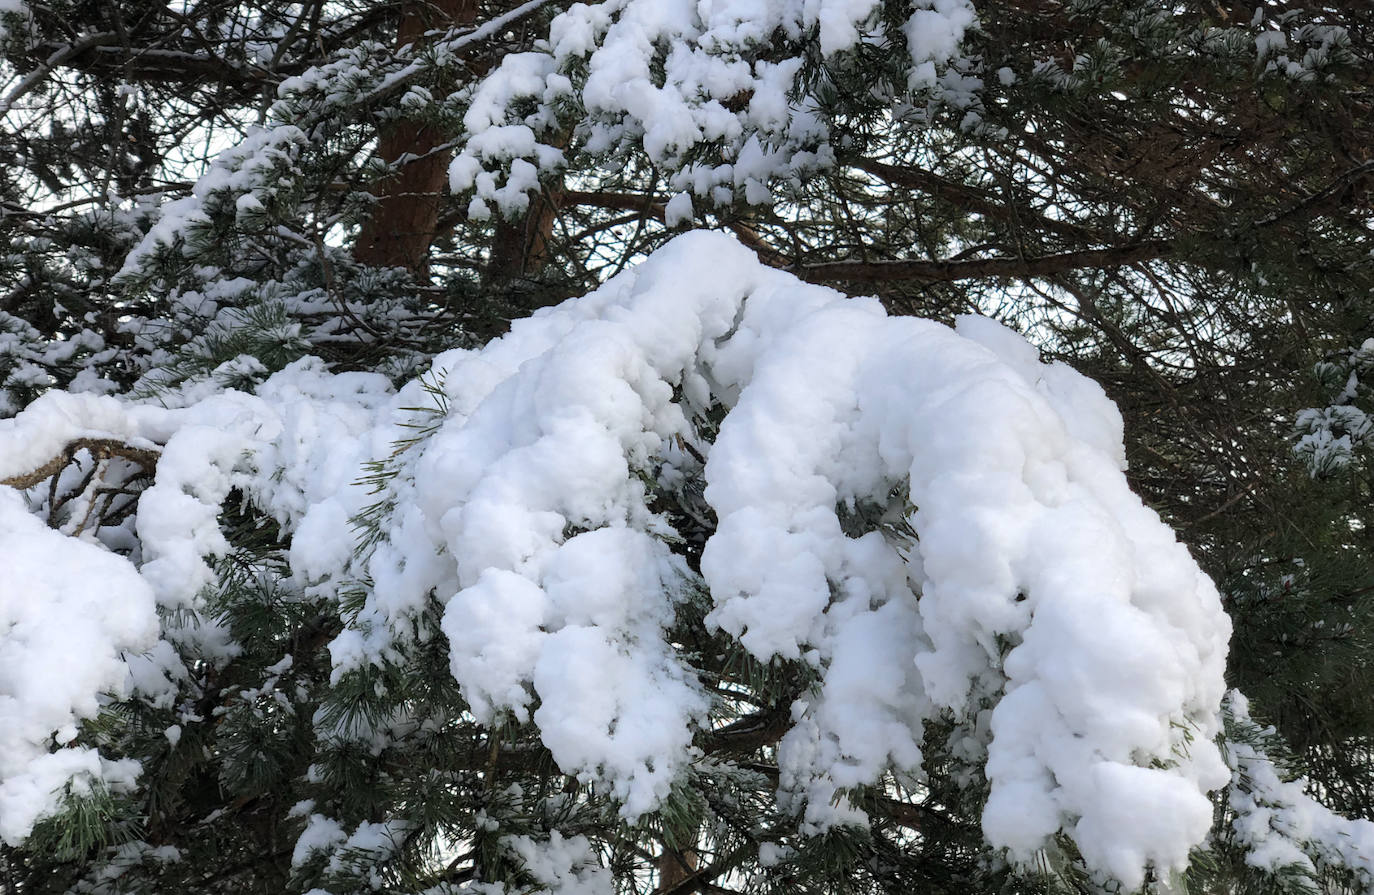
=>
[1,438,160,491]
[847,156,1102,243]
[799,241,1174,285]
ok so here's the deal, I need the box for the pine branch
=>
[846,157,1102,243]
[699,709,792,756]
[799,241,1174,284]
[20,41,289,83]
[0,438,159,490]
[1254,160,1374,229]
[0,32,121,116]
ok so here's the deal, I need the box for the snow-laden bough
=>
[450,0,978,216]
[0,231,1229,887]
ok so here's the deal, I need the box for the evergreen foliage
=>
[1,2,1373,894]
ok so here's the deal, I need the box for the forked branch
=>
[1,438,160,490]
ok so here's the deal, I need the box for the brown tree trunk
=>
[486,186,562,283]
[655,843,699,895]
[353,0,477,273]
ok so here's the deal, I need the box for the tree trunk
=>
[486,186,561,283]
[353,0,477,273]
[655,843,699,895]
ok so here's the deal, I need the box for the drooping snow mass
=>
[0,231,1233,886]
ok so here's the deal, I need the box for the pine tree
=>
[1,2,1373,894]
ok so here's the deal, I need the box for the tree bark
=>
[353,0,478,273]
[487,186,562,282]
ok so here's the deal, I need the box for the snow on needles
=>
[450,0,978,214]
[0,232,1232,887]
[1225,691,1374,887]
[0,489,156,844]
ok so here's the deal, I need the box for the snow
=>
[325,230,1227,878]
[0,361,398,840]
[117,126,308,281]
[291,814,347,869]
[904,0,978,71]
[292,813,409,878]
[448,0,977,212]
[664,191,694,226]
[506,831,613,895]
[3,0,1370,888]
[0,229,1252,885]
[1226,691,1374,886]
[1256,29,1287,58]
[0,0,25,37]
[1296,344,1374,477]
[778,593,929,832]
[0,489,158,845]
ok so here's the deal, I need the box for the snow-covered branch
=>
[0,232,1235,887]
